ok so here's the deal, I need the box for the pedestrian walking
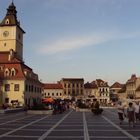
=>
[134,101,140,122]
[117,101,125,125]
[127,102,135,127]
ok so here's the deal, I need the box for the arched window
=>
[5,19,9,24]
[0,66,3,71]
[4,68,10,76]
[11,68,16,76]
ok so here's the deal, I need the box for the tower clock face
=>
[3,31,9,37]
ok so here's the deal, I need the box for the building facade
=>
[60,78,84,100]
[110,82,124,102]
[126,74,140,99]
[117,84,127,101]
[0,2,42,107]
[43,83,63,99]
[84,79,110,104]
[84,82,98,99]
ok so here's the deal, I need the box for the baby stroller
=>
[91,99,103,115]
[91,108,103,115]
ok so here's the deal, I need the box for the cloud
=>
[38,30,140,55]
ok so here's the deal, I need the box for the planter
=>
[27,110,53,115]
[0,108,24,114]
[77,108,91,112]
[91,108,103,115]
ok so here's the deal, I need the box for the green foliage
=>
[91,108,103,115]
[31,104,45,110]
[77,101,88,109]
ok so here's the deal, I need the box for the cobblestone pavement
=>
[0,108,140,140]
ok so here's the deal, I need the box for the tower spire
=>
[0,1,19,26]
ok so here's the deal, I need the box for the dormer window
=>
[0,66,3,71]
[5,68,10,76]
[11,68,16,76]
[5,19,9,24]
[24,70,27,75]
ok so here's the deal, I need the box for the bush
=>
[31,104,46,110]
[77,101,88,109]
[91,108,103,115]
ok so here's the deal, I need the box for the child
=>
[127,102,135,127]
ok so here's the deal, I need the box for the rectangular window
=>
[5,98,9,103]
[25,84,28,92]
[14,84,19,91]
[5,84,10,91]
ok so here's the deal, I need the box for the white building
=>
[43,83,63,99]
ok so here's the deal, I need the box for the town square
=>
[1,1,140,140]
[0,108,140,140]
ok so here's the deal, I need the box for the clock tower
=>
[0,2,25,61]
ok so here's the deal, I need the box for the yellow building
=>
[126,74,140,99]
[110,82,124,102]
[117,84,127,101]
[84,82,98,99]
[0,2,42,108]
[84,79,110,105]
[60,78,84,100]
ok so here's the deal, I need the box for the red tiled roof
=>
[0,63,25,80]
[118,84,126,93]
[127,74,137,83]
[0,52,21,63]
[43,83,63,89]
[91,79,109,87]
[84,82,97,89]
[110,82,123,89]
[62,78,84,81]
[0,53,41,83]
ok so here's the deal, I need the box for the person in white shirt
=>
[127,102,135,127]
[117,101,125,125]
[134,101,140,122]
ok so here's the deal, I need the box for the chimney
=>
[8,49,14,61]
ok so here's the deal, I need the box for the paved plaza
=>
[0,108,140,140]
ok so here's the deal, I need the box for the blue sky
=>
[1,0,140,85]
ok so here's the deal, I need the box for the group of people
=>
[43,100,70,114]
[117,101,140,127]
[91,99,103,115]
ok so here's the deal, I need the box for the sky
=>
[1,0,140,85]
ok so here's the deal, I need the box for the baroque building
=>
[126,74,140,99]
[60,78,84,100]
[110,82,124,102]
[0,2,42,107]
[84,79,110,105]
